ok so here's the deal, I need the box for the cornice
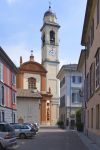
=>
[42,59,60,64]
[81,0,96,45]
[0,47,18,73]
[77,49,86,71]
[40,22,60,31]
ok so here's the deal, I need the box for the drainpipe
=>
[84,48,87,134]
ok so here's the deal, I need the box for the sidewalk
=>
[77,131,100,150]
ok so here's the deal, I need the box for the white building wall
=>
[17,98,40,124]
[59,68,82,127]
[0,107,17,123]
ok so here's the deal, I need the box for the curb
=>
[77,131,100,150]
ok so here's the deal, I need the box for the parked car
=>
[24,122,38,134]
[32,123,39,132]
[0,122,17,150]
[12,123,36,139]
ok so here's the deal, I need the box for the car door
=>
[14,124,21,137]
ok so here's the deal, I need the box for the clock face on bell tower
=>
[41,26,60,62]
[40,6,60,63]
[48,49,56,56]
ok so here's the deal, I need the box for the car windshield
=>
[20,125,29,129]
[0,124,14,132]
[13,124,21,129]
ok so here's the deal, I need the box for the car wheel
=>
[20,133,26,139]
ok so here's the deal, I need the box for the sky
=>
[0,0,87,68]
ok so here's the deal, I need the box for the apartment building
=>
[0,47,18,123]
[81,0,100,146]
[57,64,82,128]
[77,50,86,130]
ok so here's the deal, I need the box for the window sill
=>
[12,103,16,105]
[95,86,100,92]
[0,80,4,84]
[0,104,5,107]
[12,83,16,86]
[72,102,82,104]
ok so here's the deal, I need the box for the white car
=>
[12,124,36,139]
[0,122,17,150]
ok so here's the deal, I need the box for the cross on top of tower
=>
[31,50,33,56]
[49,1,51,11]
[30,50,34,61]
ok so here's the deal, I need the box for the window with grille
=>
[28,77,36,89]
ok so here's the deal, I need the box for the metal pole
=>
[11,81,13,123]
[69,64,71,129]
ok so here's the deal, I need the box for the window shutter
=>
[99,49,100,87]
[1,86,4,105]
[0,63,3,81]
[93,62,95,93]
[1,64,3,81]
[0,63,1,80]
[87,73,90,100]
[90,63,95,96]
[0,85,2,105]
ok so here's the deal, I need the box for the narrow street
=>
[15,127,89,150]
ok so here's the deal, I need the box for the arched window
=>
[28,77,36,89]
[50,30,55,45]
[42,33,45,47]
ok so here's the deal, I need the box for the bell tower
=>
[40,6,60,125]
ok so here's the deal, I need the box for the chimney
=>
[30,50,34,61]
[20,56,22,66]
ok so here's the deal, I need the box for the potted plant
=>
[57,120,64,129]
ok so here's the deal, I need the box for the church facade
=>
[40,6,60,125]
[16,6,60,125]
[16,53,52,125]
